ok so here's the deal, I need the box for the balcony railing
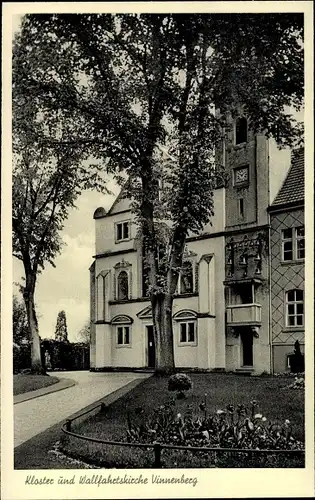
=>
[226,303,262,326]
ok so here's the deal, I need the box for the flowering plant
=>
[286,377,305,390]
[125,398,303,452]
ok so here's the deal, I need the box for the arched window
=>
[180,261,194,294]
[235,117,248,145]
[117,271,129,301]
[112,315,133,346]
[173,310,198,346]
[286,289,304,327]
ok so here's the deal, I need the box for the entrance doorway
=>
[146,325,156,368]
[240,329,253,367]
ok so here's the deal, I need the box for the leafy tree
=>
[12,40,109,374]
[76,321,90,345]
[14,14,304,373]
[13,294,29,346]
[54,310,69,343]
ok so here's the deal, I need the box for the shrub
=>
[168,373,192,399]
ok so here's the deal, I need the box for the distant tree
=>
[54,310,69,343]
[76,321,90,345]
[15,14,304,373]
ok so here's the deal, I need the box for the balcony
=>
[226,303,261,326]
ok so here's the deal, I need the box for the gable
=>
[107,192,132,215]
[107,181,132,216]
[270,148,304,209]
[137,305,152,319]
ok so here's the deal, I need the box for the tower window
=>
[235,117,248,145]
[115,221,130,242]
[239,198,244,217]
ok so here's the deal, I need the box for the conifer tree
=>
[54,310,69,343]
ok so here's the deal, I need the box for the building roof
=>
[270,148,304,209]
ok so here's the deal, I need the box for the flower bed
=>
[60,397,304,468]
[125,398,303,452]
[60,373,304,468]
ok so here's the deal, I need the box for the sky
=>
[11,13,304,343]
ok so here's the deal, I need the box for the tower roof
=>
[270,148,304,209]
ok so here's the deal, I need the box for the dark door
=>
[240,330,253,366]
[147,325,156,368]
[239,284,253,304]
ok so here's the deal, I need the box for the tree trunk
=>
[23,279,45,374]
[152,293,175,375]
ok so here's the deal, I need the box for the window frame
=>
[115,220,131,243]
[296,227,305,260]
[281,226,305,262]
[116,325,131,347]
[235,116,248,146]
[285,289,304,328]
[178,320,197,346]
[238,198,244,217]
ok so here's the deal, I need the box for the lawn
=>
[61,373,304,468]
[13,374,59,395]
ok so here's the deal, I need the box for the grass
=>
[61,373,304,468]
[13,374,59,395]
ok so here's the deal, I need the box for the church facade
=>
[89,116,303,374]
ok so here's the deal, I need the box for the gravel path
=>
[14,371,149,448]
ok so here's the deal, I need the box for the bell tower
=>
[219,108,271,375]
[221,111,270,229]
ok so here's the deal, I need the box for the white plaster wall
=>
[95,252,140,301]
[92,186,226,370]
[95,211,137,256]
[95,323,112,368]
[226,341,241,371]
[95,187,225,256]
[253,342,271,374]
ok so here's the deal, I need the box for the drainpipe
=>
[268,213,273,374]
[266,138,273,374]
[254,134,258,223]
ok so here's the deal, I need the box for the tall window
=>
[117,326,130,345]
[238,198,244,217]
[286,289,304,327]
[180,261,194,294]
[117,271,129,300]
[296,227,305,259]
[116,221,130,242]
[180,322,196,344]
[282,227,305,261]
[235,117,248,145]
